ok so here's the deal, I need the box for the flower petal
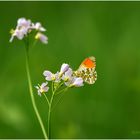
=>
[71,77,84,87]
[43,70,54,81]
[60,63,69,74]
[62,68,73,82]
[17,18,31,29]
[35,32,48,44]
[40,82,48,88]
[32,22,46,32]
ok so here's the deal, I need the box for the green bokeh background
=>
[0,1,140,139]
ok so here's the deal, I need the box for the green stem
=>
[25,49,48,139]
[44,93,50,106]
[51,87,69,112]
[48,90,55,139]
[55,87,69,96]
[52,82,54,93]
[54,81,64,91]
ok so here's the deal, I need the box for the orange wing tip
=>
[81,56,96,68]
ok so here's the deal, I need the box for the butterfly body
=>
[74,56,97,84]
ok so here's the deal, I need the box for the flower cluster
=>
[35,63,84,96]
[10,17,48,44]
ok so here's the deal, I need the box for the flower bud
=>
[60,63,69,75]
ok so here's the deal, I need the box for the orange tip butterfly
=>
[74,56,97,84]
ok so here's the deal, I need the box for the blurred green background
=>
[0,1,140,139]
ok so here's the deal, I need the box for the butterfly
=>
[74,56,97,84]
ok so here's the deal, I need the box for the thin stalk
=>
[54,81,64,91]
[52,87,69,112]
[25,49,48,139]
[51,92,65,112]
[55,87,69,96]
[44,93,50,106]
[48,90,55,139]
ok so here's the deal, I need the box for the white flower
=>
[10,29,23,42]
[59,63,69,76]
[61,66,84,87]
[16,18,31,36]
[66,77,84,87]
[72,77,84,87]
[32,22,46,32]
[54,72,61,83]
[10,17,48,44]
[35,32,48,44]
[17,18,31,29]
[43,70,55,81]
[62,68,73,82]
[10,18,31,42]
[43,70,61,83]
[35,82,49,96]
